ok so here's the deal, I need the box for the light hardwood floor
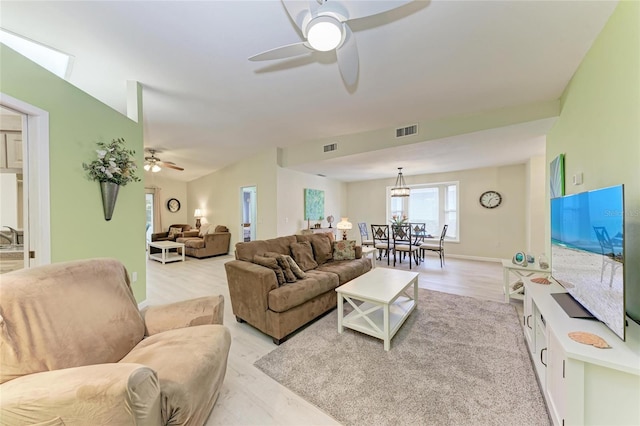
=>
[145,251,522,425]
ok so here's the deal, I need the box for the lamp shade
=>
[194,209,202,218]
[336,217,352,230]
[391,167,410,197]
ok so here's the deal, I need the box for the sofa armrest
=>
[355,245,362,259]
[203,232,231,254]
[224,260,278,330]
[182,230,200,238]
[0,363,161,425]
[141,295,225,335]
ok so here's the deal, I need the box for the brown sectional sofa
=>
[177,225,231,258]
[224,233,371,344]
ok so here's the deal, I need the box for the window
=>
[388,181,459,241]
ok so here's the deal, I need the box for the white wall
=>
[187,148,278,250]
[347,163,536,260]
[276,167,347,236]
[525,156,546,256]
[145,173,188,231]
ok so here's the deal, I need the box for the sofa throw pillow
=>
[198,223,211,237]
[309,233,333,265]
[253,255,285,286]
[290,241,318,272]
[333,240,356,261]
[264,251,307,282]
[263,252,297,283]
[168,227,182,240]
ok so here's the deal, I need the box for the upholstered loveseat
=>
[150,223,192,254]
[177,224,231,258]
[224,232,371,344]
[0,258,231,425]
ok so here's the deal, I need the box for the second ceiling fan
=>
[144,149,184,173]
[249,0,413,86]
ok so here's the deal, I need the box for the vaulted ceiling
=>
[0,1,617,181]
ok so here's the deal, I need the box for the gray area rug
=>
[254,289,550,426]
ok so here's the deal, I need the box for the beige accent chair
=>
[0,258,231,425]
[177,225,231,259]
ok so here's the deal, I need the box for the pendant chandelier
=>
[390,167,410,197]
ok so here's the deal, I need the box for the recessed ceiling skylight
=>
[0,28,73,79]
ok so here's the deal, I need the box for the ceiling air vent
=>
[396,124,418,138]
[323,143,337,153]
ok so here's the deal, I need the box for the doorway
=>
[145,193,154,242]
[241,186,257,242]
[0,92,51,272]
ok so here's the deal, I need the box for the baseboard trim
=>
[445,254,502,263]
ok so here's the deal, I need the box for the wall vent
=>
[323,143,337,153]
[396,124,418,138]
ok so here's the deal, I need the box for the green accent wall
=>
[0,45,147,301]
[547,1,640,322]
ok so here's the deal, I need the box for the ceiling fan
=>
[249,0,413,86]
[144,149,184,173]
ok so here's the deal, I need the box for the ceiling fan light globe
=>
[151,164,161,173]
[307,17,343,51]
[143,163,151,171]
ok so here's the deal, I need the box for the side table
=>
[502,259,549,302]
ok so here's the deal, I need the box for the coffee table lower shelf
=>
[341,297,415,349]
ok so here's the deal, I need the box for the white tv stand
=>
[522,278,640,425]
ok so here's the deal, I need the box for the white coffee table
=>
[336,268,419,351]
[148,241,185,264]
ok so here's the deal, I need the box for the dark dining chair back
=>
[392,224,420,269]
[371,224,391,265]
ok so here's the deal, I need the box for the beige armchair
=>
[0,258,231,425]
[177,225,231,259]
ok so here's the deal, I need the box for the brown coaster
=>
[531,277,551,285]
[568,331,611,349]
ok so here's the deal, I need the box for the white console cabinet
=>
[523,278,640,426]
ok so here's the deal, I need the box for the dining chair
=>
[357,222,374,247]
[392,224,420,269]
[593,226,622,287]
[371,224,391,265]
[420,224,448,267]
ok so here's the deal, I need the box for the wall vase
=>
[100,181,120,221]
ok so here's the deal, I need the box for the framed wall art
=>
[304,188,324,220]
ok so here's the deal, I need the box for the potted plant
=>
[82,138,140,220]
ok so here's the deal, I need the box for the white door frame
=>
[240,185,257,242]
[0,92,51,267]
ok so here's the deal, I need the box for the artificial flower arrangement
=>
[82,138,140,185]
[390,214,408,226]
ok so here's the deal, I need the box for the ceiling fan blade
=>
[249,42,312,61]
[336,24,359,87]
[158,161,184,171]
[342,0,413,21]
[281,0,316,32]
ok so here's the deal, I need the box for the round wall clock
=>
[479,190,502,209]
[167,198,181,212]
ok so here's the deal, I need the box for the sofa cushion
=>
[316,257,372,285]
[253,255,285,285]
[0,258,145,384]
[235,236,297,262]
[333,240,356,260]
[290,241,318,271]
[268,270,339,313]
[296,233,333,264]
[285,255,306,279]
[185,238,205,249]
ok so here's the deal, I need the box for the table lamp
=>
[194,209,203,229]
[336,217,352,240]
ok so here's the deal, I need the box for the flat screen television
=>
[550,184,625,340]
